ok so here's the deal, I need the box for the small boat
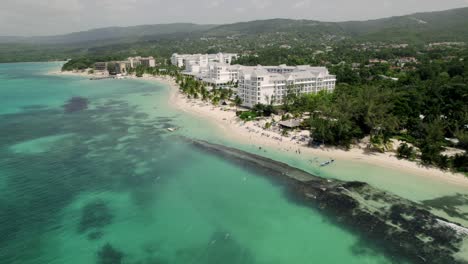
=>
[167,127,178,132]
[320,159,335,167]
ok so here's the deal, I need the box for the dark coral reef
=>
[189,139,468,264]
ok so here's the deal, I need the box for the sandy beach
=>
[53,71,468,188]
[163,78,468,188]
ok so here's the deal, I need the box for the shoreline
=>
[189,139,468,264]
[162,76,468,188]
[54,70,468,188]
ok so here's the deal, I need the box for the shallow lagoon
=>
[0,63,465,263]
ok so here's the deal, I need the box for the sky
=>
[1,0,468,36]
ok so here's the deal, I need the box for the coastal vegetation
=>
[175,74,235,105]
[277,57,467,174]
[62,56,125,71]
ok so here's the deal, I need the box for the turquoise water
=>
[0,62,462,263]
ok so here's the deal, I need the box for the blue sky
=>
[1,0,468,36]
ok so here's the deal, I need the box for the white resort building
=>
[172,53,336,108]
[172,53,239,86]
[201,63,243,86]
[237,65,336,108]
[171,53,238,69]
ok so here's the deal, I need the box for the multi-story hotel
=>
[237,65,336,108]
[172,53,336,108]
[171,53,238,69]
[172,53,239,86]
[139,56,156,67]
[201,63,243,86]
[93,62,108,71]
[126,56,156,68]
[96,56,156,74]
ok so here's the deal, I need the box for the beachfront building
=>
[94,62,108,71]
[171,53,238,69]
[181,62,242,87]
[140,57,156,67]
[237,65,336,108]
[173,53,239,87]
[127,56,156,68]
[127,57,141,68]
[201,63,243,86]
[106,56,157,75]
[114,62,127,74]
[184,54,210,74]
[171,54,185,68]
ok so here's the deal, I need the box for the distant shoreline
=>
[52,70,468,188]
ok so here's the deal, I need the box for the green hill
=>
[0,23,216,45]
[203,7,468,42]
[339,7,468,42]
[204,19,346,37]
[1,7,467,62]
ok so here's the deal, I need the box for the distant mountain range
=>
[0,7,467,62]
[0,23,216,45]
[2,7,467,45]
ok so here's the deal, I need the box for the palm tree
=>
[234,95,243,110]
[212,96,220,106]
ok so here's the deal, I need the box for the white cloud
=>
[292,0,311,9]
[206,0,225,8]
[383,1,392,8]
[251,0,272,9]
[234,7,246,13]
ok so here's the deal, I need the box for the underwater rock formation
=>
[188,139,468,264]
[97,243,124,264]
[78,200,113,234]
[63,97,89,113]
[88,231,104,240]
[175,230,255,264]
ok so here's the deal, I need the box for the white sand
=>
[165,79,468,188]
[57,71,468,188]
